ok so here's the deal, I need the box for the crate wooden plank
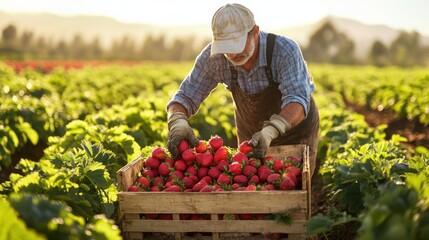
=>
[122,219,307,233]
[119,191,308,214]
[117,156,143,191]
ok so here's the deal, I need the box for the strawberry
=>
[194,140,208,153]
[259,170,272,183]
[287,166,302,177]
[192,180,208,192]
[159,214,173,220]
[151,147,167,160]
[228,162,242,175]
[186,165,198,176]
[279,175,295,190]
[199,185,214,192]
[287,155,302,164]
[141,169,157,178]
[200,175,213,184]
[181,149,196,164]
[231,152,248,164]
[272,159,284,173]
[158,162,171,176]
[245,185,257,191]
[196,152,214,167]
[152,176,165,187]
[189,174,199,183]
[217,173,231,185]
[174,160,187,172]
[150,185,162,191]
[239,213,254,220]
[283,172,298,186]
[136,176,150,189]
[242,164,257,177]
[208,167,221,179]
[197,167,209,180]
[165,157,175,167]
[267,173,281,186]
[182,176,195,189]
[209,135,223,151]
[213,146,229,164]
[249,175,260,185]
[128,185,140,192]
[179,214,191,220]
[144,157,160,169]
[163,185,182,192]
[178,139,189,154]
[216,160,230,172]
[238,140,253,154]
[144,214,159,219]
[170,170,184,180]
[233,175,248,184]
[262,184,276,191]
[248,158,261,168]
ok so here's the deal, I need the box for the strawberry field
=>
[0,61,428,240]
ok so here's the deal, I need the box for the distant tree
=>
[304,21,356,64]
[389,31,426,67]
[140,35,168,61]
[368,40,390,66]
[0,24,20,58]
[69,34,88,59]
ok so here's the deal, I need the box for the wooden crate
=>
[117,144,311,240]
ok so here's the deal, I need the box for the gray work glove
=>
[167,112,199,159]
[249,114,292,159]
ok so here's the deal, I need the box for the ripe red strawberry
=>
[262,184,276,191]
[189,174,198,183]
[186,165,198,176]
[242,164,257,177]
[181,149,196,164]
[197,167,209,180]
[158,162,171,176]
[217,173,231,185]
[151,185,162,191]
[196,152,214,167]
[213,146,229,164]
[231,152,248,164]
[259,168,272,183]
[267,173,281,185]
[151,147,167,160]
[200,175,212,184]
[272,159,284,173]
[128,185,140,192]
[209,136,223,151]
[152,176,165,187]
[174,160,187,172]
[178,139,189,154]
[249,175,259,185]
[245,185,257,191]
[182,176,195,189]
[279,175,295,190]
[263,155,275,165]
[144,157,160,169]
[163,185,182,192]
[136,176,150,189]
[216,160,229,172]
[228,162,242,175]
[283,172,298,186]
[199,185,214,192]
[159,214,173,220]
[238,140,253,154]
[170,170,184,180]
[165,157,175,167]
[144,214,159,219]
[192,180,208,192]
[194,140,208,153]
[239,213,254,220]
[141,169,157,178]
[248,158,261,168]
[208,167,221,179]
[287,166,302,177]
[287,155,302,164]
[233,175,248,184]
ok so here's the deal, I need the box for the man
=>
[166,3,319,176]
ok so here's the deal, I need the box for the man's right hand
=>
[167,112,199,159]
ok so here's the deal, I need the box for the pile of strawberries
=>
[128,136,302,193]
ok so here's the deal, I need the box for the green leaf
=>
[19,122,39,145]
[307,215,334,236]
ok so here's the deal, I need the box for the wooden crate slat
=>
[117,156,144,191]
[122,219,307,233]
[119,191,307,214]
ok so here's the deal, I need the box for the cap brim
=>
[210,33,247,56]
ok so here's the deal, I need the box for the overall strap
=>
[265,33,277,83]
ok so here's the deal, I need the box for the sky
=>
[1,0,429,35]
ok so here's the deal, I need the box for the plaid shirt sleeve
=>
[167,45,221,117]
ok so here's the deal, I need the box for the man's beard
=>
[225,37,256,66]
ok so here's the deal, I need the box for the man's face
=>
[224,31,256,66]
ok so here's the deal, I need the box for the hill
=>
[1,11,428,59]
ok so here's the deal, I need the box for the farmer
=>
[166,3,319,176]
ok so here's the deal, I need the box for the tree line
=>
[1,21,428,67]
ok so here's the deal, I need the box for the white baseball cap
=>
[210,3,255,56]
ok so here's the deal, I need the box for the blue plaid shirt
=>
[167,31,315,118]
